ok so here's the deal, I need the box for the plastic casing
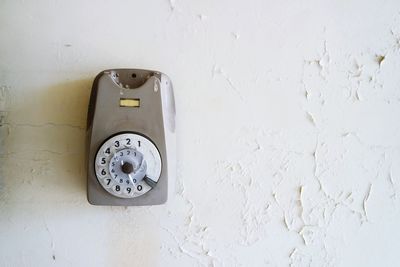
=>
[86,69,176,206]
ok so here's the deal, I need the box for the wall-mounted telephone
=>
[86,69,175,206]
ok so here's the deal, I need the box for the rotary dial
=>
[95,133,162,198]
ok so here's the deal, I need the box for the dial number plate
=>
[95,133,162,198]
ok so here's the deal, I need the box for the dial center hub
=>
[108,148,148,185]
[121,162,134,174]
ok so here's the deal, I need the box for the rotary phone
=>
[86,69,175,206]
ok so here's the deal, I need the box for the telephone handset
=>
[86,69,175,206]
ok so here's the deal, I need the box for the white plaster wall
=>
[1,0,400,266]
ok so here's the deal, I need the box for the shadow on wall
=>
[0,79,93,205]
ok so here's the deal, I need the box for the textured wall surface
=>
[1,0,400,266]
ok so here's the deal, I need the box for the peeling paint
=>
[0,86,10,126]
[363,184,373,222]
[375,54,385,67]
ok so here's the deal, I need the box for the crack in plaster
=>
[2,122,85,130]
[212,64,244,100]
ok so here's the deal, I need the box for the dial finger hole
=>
[114,140,120,148]
[103,146,112,156]
[125,138,132,147]
[98,156,107,166]
[113,184,123,194]
[102,178,114,188]
[134,182,151,196]
[98,168,107,178]
[124,187,133,196]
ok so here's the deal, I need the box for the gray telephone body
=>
[86,69,175,206]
